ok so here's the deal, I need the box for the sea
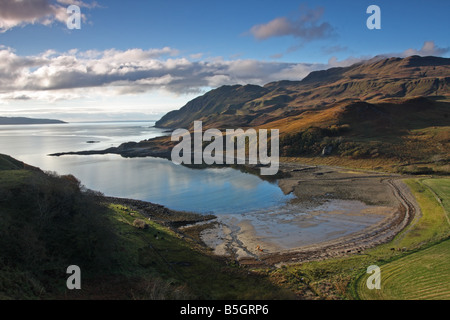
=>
[0,121,389,249]
[0,121,293,215]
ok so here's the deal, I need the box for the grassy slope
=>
[0,155,295,300]
[88,204,295,300]
[354,178,450,300]
[0,154,28,170]
[356,239,450,300]
[2,151,449,300]
[269,178,450,300]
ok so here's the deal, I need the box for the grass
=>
[270,177,450,300]
[64,203,296,300]
[0,169,33,186]
[394,179,450,248]
[356,239,450,300]
[0,159,295,300]
[0,154,25,170]
[2,152,449,300]
[422,178,450,213]
[353,178,450,300]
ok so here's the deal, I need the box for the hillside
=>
[156,84,269,129]
[156,55,450,130]
[52,56,449,174]
[0,117,66,125]
[0,154,293,300]
[153,55,450,173]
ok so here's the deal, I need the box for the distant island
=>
[0,117,66,125]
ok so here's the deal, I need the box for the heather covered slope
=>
[273,97,450,172]
[153,56,450,173]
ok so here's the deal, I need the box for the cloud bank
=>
[0,46,327,103]
[0,41,447,104]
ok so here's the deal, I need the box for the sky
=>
[0,0,449,122]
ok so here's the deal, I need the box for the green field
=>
[422,178,450,214]
[271,178,450,300]
[354,178,450,300]
[356,239,450,300]
[390,178,450,249]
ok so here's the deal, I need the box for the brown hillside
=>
[156,55,450,130]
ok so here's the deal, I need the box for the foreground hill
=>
[0,154,293,300]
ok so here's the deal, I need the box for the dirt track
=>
[108,161,423,268]
[205,163,422,267]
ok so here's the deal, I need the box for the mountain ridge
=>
[52,55,449,174]
[150,55,450,173]
[155,55,450,130]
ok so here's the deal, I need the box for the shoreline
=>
[185,163,420,267]
[48,136,421,267]
[102,160,420,268]
[104,195,216,228]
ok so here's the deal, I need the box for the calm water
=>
[0,122,293,214]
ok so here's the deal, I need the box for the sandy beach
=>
[182,162,420,266]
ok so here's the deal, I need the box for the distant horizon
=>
[0,116,161,124]
[2,53,450,122]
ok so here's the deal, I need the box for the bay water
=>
[0,121,293,214]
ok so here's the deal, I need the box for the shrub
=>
[133,219,149,229]
[0,169,118,297]
[280,125,352,156]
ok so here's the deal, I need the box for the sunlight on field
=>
[356,178,450,300]
[357,239,450,300]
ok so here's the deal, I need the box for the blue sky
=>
[0,0,449,121]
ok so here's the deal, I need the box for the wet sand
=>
[200,200,396,260]
[185,162,420,266]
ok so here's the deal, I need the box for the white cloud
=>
[55,0,99,9]
[189,53,204,60]
[402,41,449,57]
[327,55,371,68]
[272,62,327,80]
[0,0,95,32]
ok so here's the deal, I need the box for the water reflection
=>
[40,155,293,214]
[0,122,294,215]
